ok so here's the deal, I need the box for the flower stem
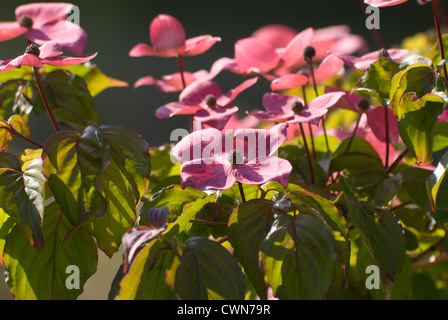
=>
[238,182,246,203]
[33,67,60,133]
[298,122,316,185]
[384,106,390,168]
[1,126,43,149]
[431,0,448,89]
[345,113,362,154]
[302,86,316,158]
[305,57,330,153]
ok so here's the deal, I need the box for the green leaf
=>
[0,154,45,249]
[390,63,437,117]
[166,237,245,300]
[434,122,448,152]
[400,166,434,212]
[347,200,405,295]
[33,70,99,130]
[426,151,448,223]
[398,101,443,166]
[0,208,15,267]
[355,56,401,105]
[3,201,98,300]
[42,124,151,256]
[43,63,128,97]
[115,238,176,300]
[261,211,338,300]
[228,199,275,300]
[0,79,33,120]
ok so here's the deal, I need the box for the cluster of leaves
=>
[1,4,448,301]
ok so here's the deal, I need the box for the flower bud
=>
[25,44,40,56]
[205,94,217,108]
[304,46,316,61]
[291,100,305,114]
[358,99,370,112]
[18,15,33,29]
[228,150,243,166]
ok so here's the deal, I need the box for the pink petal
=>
[179,80,223,106]
[289,107,329,125]
[134,76,155,89]
[129,43,161,57]
[207,57,240,79]
[250,110,294,123]
[174,128,230,164]
[233,156,292,188]
[332,48,408,70]
[180,160,235,190]
[325,87,365,113]
[235,37,280,74]
[218,77,258,106]
[150,14,186,54]
[252,24,298,49]
[8,54,44,68]
[364,0,409,7]
[38,41,63,59]
[366,107,400,145]
[233,123,288,161]
[16,3,74,27]
[27,20,87,57]
[307,92,346,111]
[184,35,221,56]
[194,106,239,131]
[155,102,202,118]
[271,73,309,91]
[262,92,304,114]
[0,22,26,42]
[313,55,344,84]
[42,52,97,67]
[223,114,260,130]
[278,27,314,70]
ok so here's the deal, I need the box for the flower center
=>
[291,101,305,114]
[205,94,217,108]
[378,48,390,59]
[228,150,243,166]
[303,46,316,61]
[358,99,370,112]
[18,15,33,29]
[25,44,40,56]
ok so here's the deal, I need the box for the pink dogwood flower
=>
[234,27,314,80]
[129,14,221,58]
[0,41,97,71]
[271,54,345,91]
[156,77,258,130]
[325,87,400,145]
[330,48,409,71]
[250,91,346,125]
[365,0,429,7]
[173,123,292,190]
[0,3,87,57]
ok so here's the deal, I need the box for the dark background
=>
[0,0,439,148]
[0,0,442,300]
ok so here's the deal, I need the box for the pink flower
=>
[325,87,400,145]
[173,123,292,190]
[271,55,345,91]
[330,48,409,71]
[251,24,298,49]
[129,14,221,58]
[234,27,314,80]
[364,0,421,7]
[250,91,346,125]
[0,3,87,57]
[156,77,258,130]
[0,41,97,71]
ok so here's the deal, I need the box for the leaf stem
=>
[432,0,448,89]
[386,148,408,174]
[0,126,43,149]
[298,122,316,185]
[33,67,61,133]
[238,181,246,203]
[345,113,362,154]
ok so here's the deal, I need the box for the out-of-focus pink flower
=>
[251,24,298,49]
[0,3,87,57]
[156,77,258,130]
[271,55,345,91]
[234,28,314,80]
[364,0,415,7]
[129,14,221,58]
[250,91,345,125]
[0,41,97,71]
[173,123,292,190]
[326,87,400,145]
[204,113,260,131]
[330,48,409,71]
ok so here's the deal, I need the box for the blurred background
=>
[0,0,441,299]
